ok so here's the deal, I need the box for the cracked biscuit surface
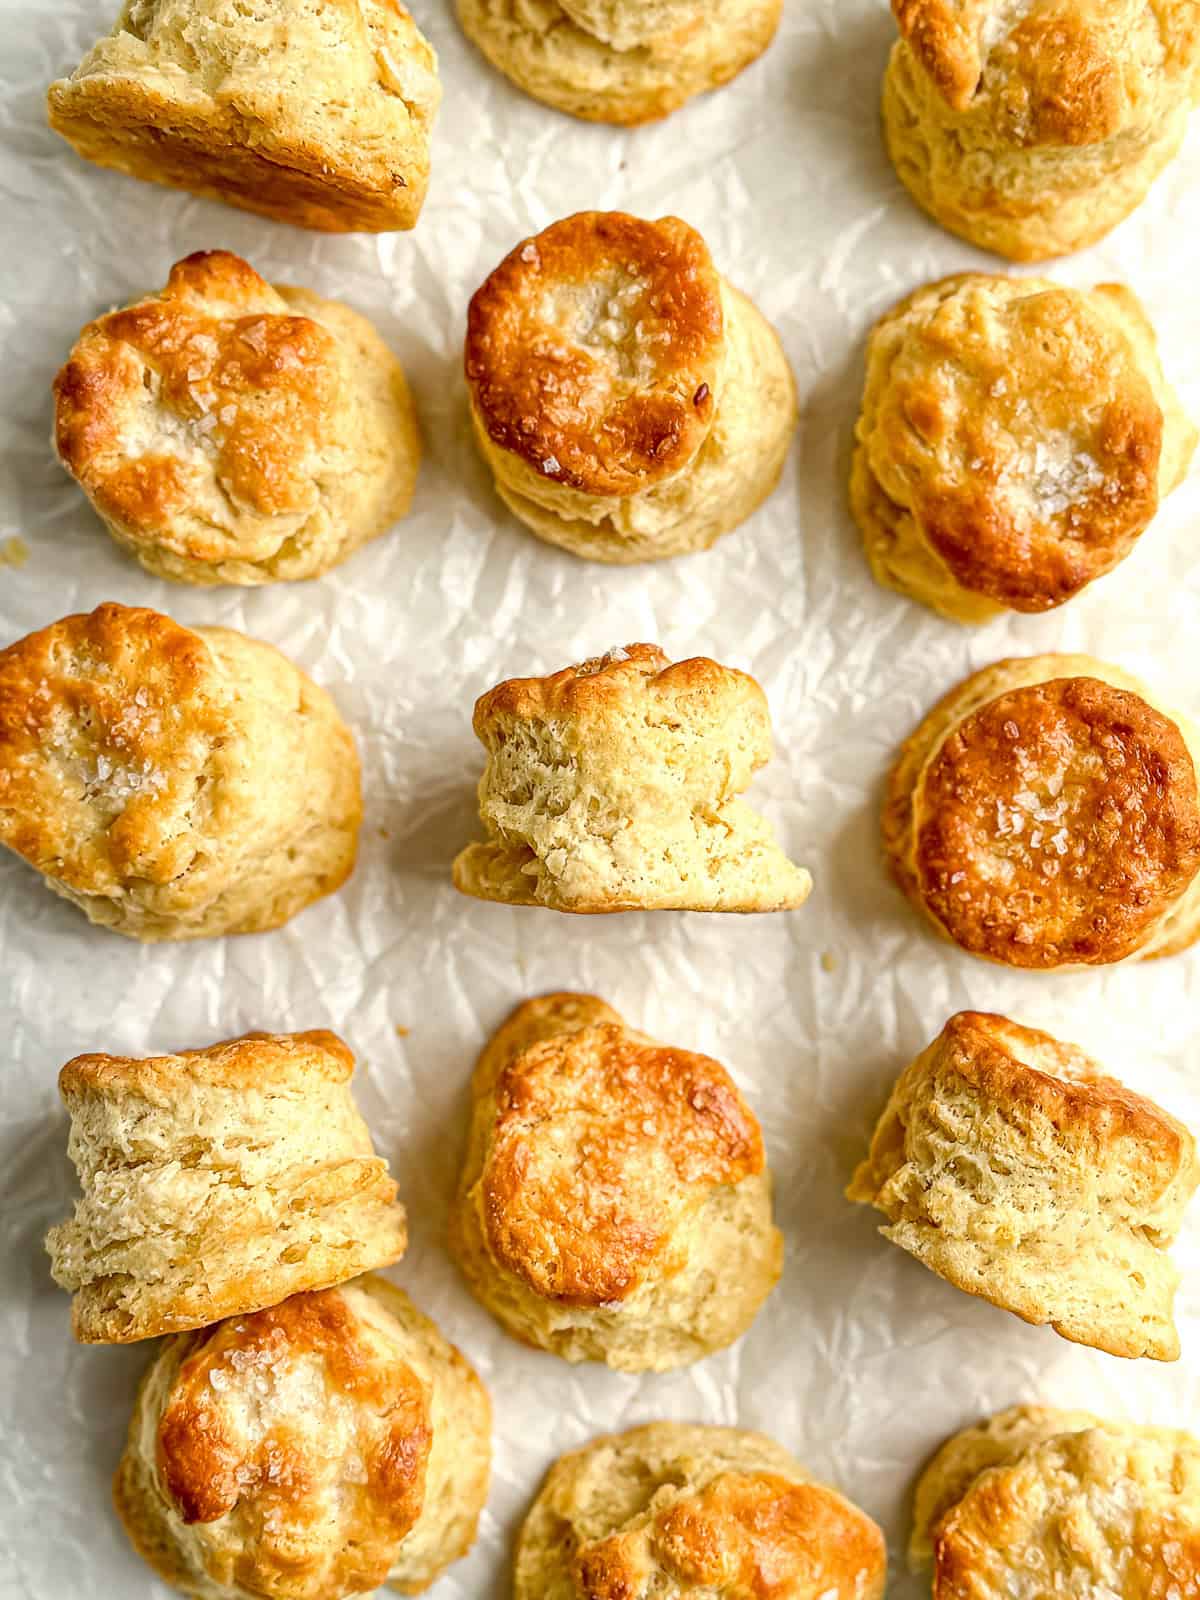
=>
[852,273,1196,621]
[450,992,782,1370]
[883,0,1200,259]
[455,0,781,125]
[452,643,810,913]
[849,1011,1200,1360]
[514,1422,887,1600]
[54,251,420,585]
[911,1405,1200,1595]
[0,602,361,939]
[47,0,441,232]
[46,1031,408,1343]
[114,1277,491,1598]
[466,211,796,563]
[884,653,1200,967]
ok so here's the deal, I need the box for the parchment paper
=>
[4,2,1200,1593]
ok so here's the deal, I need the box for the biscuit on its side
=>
[466,211,796,563]
[852,273,1196,621]
[450,993,782,1371]
[848,1012,1200,1360]
[456,0,781,125]
[0,603,361,939]
[47,0,441,232]
[452,643,810,913]
[884,653,1200,967]
[54,251,420,585]
[514,1422,887,1600]
[114,1278,491,1599]
[911,1406,1200,1592]
[883,0,1200,260]
[45,1031,408,1342]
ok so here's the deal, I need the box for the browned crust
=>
[465,213,723,495]
[158,1294,429,1558]
[892,0,1147,143]
[53,251,343,541]
[930,1011,1191,1187]
[889,672,1200,967]
[932,1425,1200,1595]
[860,273,1164,612]
[59,1029,355,1099]
[0,604,225,891]
[471,642,760,737]
[578,1469,888,1599]
[479,1004,764,1305]
[892,0,983,110]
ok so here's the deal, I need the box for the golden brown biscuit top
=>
[58,1029,355,1102]
[892,0,1198,136]
[157,1288,431,1599]
[480,1022,764,1305]
[934,1012,1195,1190]
[914,675,1200,966]
[465,212,724,496]
[472,642,770,759]
[575,1470,888,1600]
[869,275,1163,611]
[54,251,347,539]
[932,1424,1200,1597]
[0,603,239,894]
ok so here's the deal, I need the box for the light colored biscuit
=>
[54,251,420,585]
[883,0,1200,260]
[848,1011,1200,1361]
[0,602,361,939]
[456,0,781,125]
[47,0,441,233]
[883,653,1200,967]
[450,993,782,1371]
[912,1406,1200,1593]
[452,643,811,913]
[45,1032,408,1343]
[514,1421,887,1600]
[852,273,1197,621]
[113,1277,491,1599]
[466,211,796,563]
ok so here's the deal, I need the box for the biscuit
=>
[852,273,1197,621]
[455,0,781,125]
[465,211,796,563]
[911,1406,1200,1593]
[113,1277,491,1598]
[47,0,441,232]
[0,603,361,939]
[908,1403,1101,1570]
[452,643,810,913]
[54,251,421,586]
[514,1421,887,1600]
[883,653,1200,967]
[450,993,782,1371]
[848,1011,1200,1361]
[883,0,1200,260]
[45,1031,408,1343]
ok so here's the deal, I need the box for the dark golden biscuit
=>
[450,993,781,1369]
[884,655,1200,967]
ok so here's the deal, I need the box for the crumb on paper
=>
[821,951,837,973]
[378,827,391,840]
[395,1024,410,1038]
[0,537,29,568]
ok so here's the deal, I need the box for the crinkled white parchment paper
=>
[5,3,1200,1594]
